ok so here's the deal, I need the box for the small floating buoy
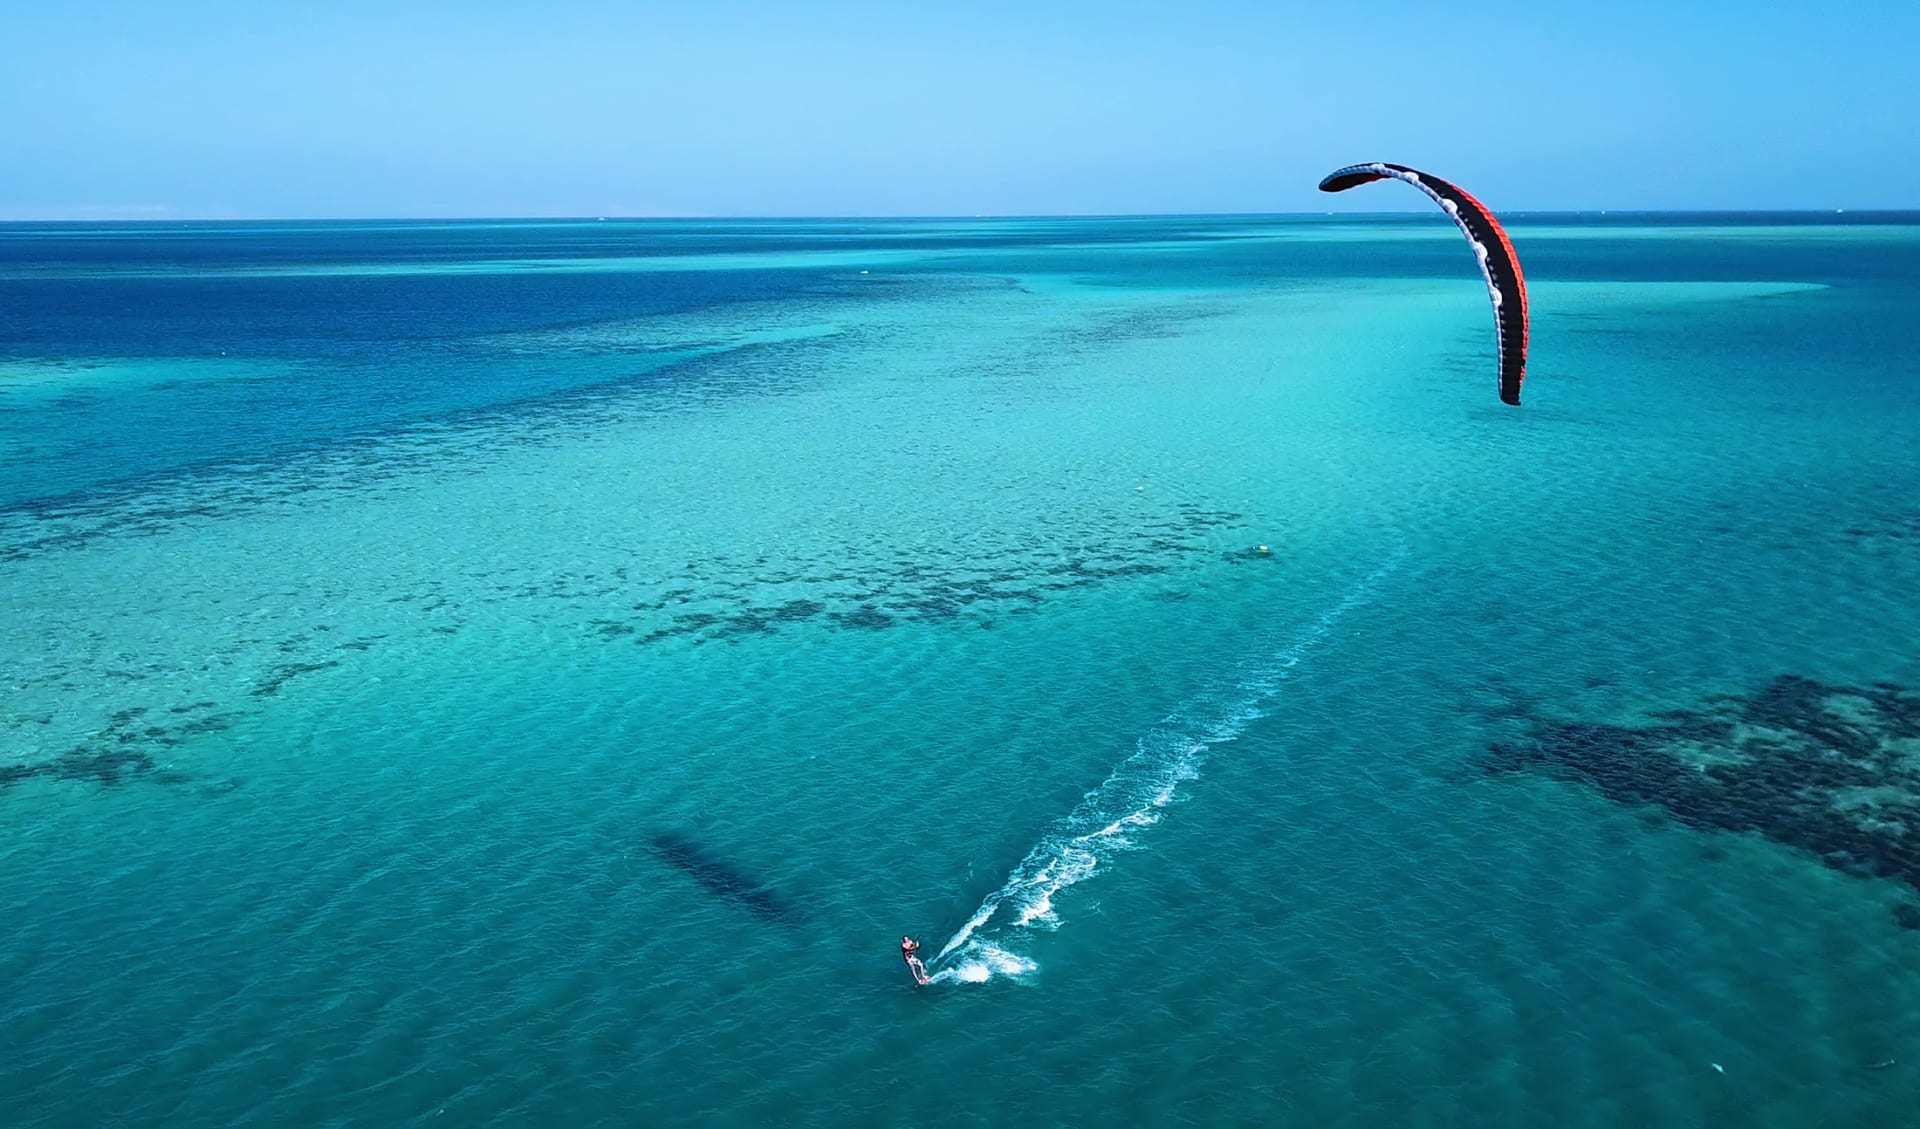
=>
[1258,545,1270,553]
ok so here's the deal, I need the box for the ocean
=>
[4,213,1918,1126]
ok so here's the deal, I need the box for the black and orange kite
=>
[1319,163,1529,405]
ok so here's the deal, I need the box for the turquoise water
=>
[4,214,1919,1126]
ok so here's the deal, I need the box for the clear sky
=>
[3,0,1916,219]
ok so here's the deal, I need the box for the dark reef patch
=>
[1485,675,1920,923]
[2,700,235,795]
[769,598,827,622]
[250,660,342,697]
[832,605,895,630]
[591,502,1248,646]
[3,744,174,791]
[1841,512,1920,546]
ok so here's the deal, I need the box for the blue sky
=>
[3,0,1915,218]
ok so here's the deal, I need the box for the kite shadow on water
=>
[645,832,803,925]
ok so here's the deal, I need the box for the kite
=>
[1319,163,1529,405]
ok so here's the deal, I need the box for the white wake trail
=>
[930,555,1400,984]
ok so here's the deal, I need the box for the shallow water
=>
[4,213,1919,1126]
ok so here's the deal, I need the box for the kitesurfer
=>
[901,936,929,985]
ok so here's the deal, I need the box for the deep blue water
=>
[6,213,1916,509]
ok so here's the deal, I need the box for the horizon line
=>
[4,207,1917,226]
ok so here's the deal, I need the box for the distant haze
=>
[4,0,1915,219]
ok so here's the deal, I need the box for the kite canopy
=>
[1319,163,1529,405]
